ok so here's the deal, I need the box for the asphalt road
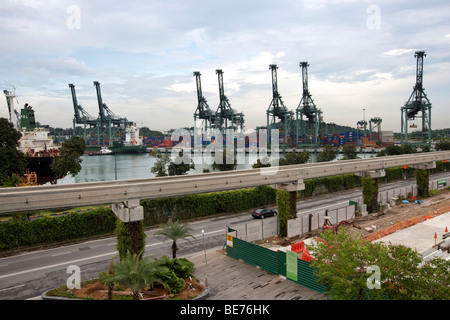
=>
[0,172,448,300]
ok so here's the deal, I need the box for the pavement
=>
[183,248,325,300]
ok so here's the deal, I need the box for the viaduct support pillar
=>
[112,199,144,222]
[356,169,386,214]
[411,162,436,198]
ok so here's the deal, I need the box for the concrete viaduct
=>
[1,152,449,222]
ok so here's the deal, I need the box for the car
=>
[251,208,277,219]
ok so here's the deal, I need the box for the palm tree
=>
[155,220,195,258]
[101,251,165,300]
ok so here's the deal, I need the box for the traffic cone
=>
[445,226,448,233]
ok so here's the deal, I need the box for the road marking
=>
[51,251,73,257]
[0,284,25,292]
[0,251,117,280]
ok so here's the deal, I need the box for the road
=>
[0,172,448,300]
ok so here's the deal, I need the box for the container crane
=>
[369,117,382,145]
[266,64,294,147]
[214,69,244,132]
[68,83,98,141]
[296,61,322,147]
[400,51,432,146]
[193,71,215,131]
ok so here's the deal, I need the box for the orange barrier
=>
[365,206,450,242]
[291,241,304,253]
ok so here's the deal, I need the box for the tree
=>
[342,144,357,160]
[0,118,27,185]
[252,157,271,168]
[279,151,310,166]
[50,136,86,182]
[435,140,450,151]
[167,150,195,176]
[155,220,195,258]
[317,145,338,162]
[211,149,237,171]
[309,228,450,300]
[100,252,166,300]
[150,151,170,177]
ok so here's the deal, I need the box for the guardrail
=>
[1,151,449,214]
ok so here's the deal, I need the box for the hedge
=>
[0,208,116,250]
[140,185,277,225]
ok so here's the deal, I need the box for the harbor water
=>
[58,151,376,184]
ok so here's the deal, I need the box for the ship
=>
[4,90,60,185]
[84,123,147,154]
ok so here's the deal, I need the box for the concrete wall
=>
[229,216,279,242]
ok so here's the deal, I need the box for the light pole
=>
[202,229,207,267]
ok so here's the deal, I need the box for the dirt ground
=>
[345,189,450,239]
[71,277,205,300]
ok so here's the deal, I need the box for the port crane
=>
[369,117,382,145]
[193,71,215,132]
[400,51,432,146]
[214,69,244,132]
[69,83,99,141]
[266,64,294,147]
[296,61,322,147]
[92,81,133,146]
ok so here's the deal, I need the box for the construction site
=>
[68,50,433,152]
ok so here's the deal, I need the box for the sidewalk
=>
[183,248,325,300]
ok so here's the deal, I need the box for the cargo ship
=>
[83,123,147,154]
[10,101,60,184]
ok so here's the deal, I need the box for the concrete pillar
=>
[112,199,144,222]
[411,162,435,198]
[356,169,386,214]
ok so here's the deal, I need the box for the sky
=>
[0,0,449,134]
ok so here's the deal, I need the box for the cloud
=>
[1,1,449,133]
[381,49,415,57]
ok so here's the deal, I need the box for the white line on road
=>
[0,284,25,292]
[0,251,117,280]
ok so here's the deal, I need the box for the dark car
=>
[251,208,277,219]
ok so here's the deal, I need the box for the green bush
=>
[276,190,290,237]
[0,208,116,250]
[141,185,277,225]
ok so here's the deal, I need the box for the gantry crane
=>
[400,51,432,146]
[69,84,98,141]
[266,64,294,147]
[193,71,215,131]
[214,69,244,132]
[357,119,367,143]
[369,117,382,145]
[296,61,322,147]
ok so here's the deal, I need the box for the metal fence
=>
[226,231,325,294]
